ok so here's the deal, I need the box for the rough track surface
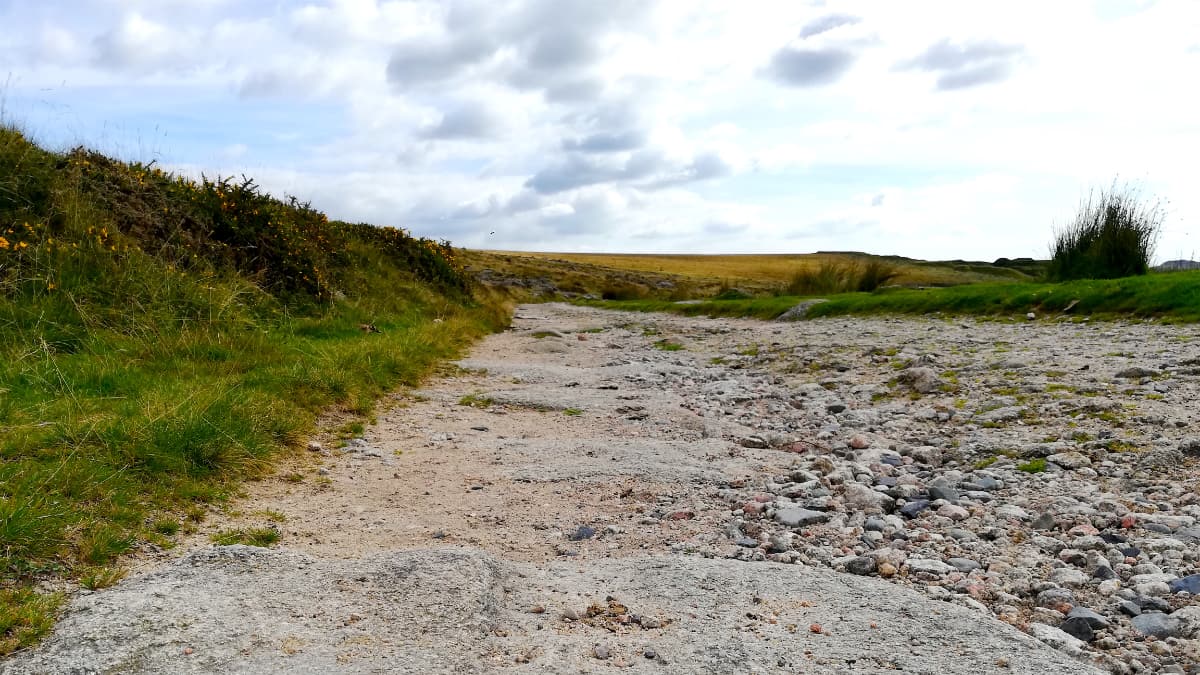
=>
[15,302,1200,673]
[7,546,1094,674]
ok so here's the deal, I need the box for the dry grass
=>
[470,250,1035,297]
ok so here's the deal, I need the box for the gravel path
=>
[10,303,1200,674]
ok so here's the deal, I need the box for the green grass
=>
[0,589,61,654]
[0,126,509,654]
[653,339,684,351]
[1017,458,1048,473]
[587,271,1200,322]
[210,527,280,547]
[458,393,494,408]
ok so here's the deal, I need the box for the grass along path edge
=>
[587,270,1200,323]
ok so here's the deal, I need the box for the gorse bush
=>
[1048,182,1163,281]
[784,258,899,295]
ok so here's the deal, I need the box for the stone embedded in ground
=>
[569,525,597,541]
[946,558,980,573]
[1047,452,1091,469]
[897,367,941,394]
[1027,623,1087,656]
[1131,612,1183,639]
[927,484,959,502]
[846,556,876,576]
[1168,574,1200,595]
[775,299,828,321]
[773,507,829,528]
[1059,616,1095,642]
[1066,607,1110,630]
[899,500,931,518]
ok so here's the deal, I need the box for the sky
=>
[1,0,1198,261]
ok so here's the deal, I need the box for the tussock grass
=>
[0,126,507,653]
[211,527,280,547]
[1049,182,1162,281]
[784,259,899,295]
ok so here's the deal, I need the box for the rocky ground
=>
[9,303,1200,674]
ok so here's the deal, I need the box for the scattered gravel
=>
[12,303,1200,674]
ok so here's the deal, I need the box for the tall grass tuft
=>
[1048,182,1163,281]
[784,258,899,295]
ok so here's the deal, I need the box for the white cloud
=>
[2,0,1198,261]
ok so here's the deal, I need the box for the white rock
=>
[1170,606,1200,639]
[995,504,1030,520]
[1028,623,1087,656]
[1050,568,1089,587]
[1134,581,1172,597]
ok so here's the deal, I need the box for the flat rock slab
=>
[5,545,1103,675]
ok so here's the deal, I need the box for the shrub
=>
[1048,182,1163,281]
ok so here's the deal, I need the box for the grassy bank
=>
[0,127,508,653]
[468,250,1038,299]
[589,271,1200,323]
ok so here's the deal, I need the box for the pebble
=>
[1131,613,1183,639]
[773,508,829,528]
[595,311,1200,669]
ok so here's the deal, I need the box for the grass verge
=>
[588,271,1200,323]
[0,126,509,654]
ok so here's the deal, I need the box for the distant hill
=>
[1155,259,1200,271]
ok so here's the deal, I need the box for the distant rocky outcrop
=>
[1154,259,1200,271]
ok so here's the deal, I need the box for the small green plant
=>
[1105,440,1139,453]
[737,344,760,357]
[973,456,998,470]
[79,566,126,590]
[152,519,181,536]
[253,510,287,523]
[563,408,583,416]
[211,527,280,547]
[653,339,683,351]
[337,421,365,437]
[530,331,559,339]
[1017,458,1047,473]
[458,393,494,408]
